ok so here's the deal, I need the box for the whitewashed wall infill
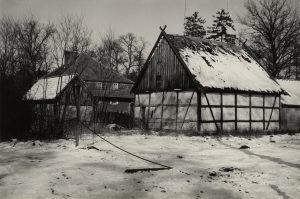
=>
[200,93,279,132]
[135,91,280,132]
[135,91,197,130]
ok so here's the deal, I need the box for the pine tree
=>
[184,12,206,38]
[208,9,236,43]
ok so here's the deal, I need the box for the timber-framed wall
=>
[134,90,280,132]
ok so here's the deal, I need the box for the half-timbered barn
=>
[276,79,300,130]
[131,29,283,132]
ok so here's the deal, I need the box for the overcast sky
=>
[0,0,298,53]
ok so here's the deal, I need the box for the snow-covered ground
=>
[0,133,299,199]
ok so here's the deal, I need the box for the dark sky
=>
[1,0,298,52]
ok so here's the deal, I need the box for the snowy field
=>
[0,132,299,199]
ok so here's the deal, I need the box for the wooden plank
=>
[204,92,219,132]
[263,94,265,130]
[235,92,237,131]
[220,93,223,131]
[197,91,201,132]
[266,96,277,130]
[279,95,282,129]
[147,93,151,129]
[175,91,179,130]
[160,92,165,129]
[249,93,252,131]
[181,91,195,129]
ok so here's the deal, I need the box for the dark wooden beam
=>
[249,93,252,131]
[175,91,179,130]
[160,92,165,130]
[263,94,265,130]
[220,93,223,131]
[197,91,201,132]
[204,92,219,132]
[181,91,195,129]
[235,92,237,131]
[266,96,277,130]
[147,93,151,129]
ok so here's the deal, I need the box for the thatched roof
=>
[48,54,133,84]
[276,79,300,106]
[24,75,76,101]
[166,34,282,93]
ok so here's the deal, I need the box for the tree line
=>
[183,0,300,79]
[0,15,146,139]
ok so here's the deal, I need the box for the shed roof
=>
[276,79,300,106]
[166,34,282,93]
[24,75,75,101]
[48,54,133,84]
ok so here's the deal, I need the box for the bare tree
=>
[51,15,92,67]
[0,16,19,77]
[119,33,147,78]
[95,29,125,73]
[239,0,300,78]
[15,15,55,88]
[0,15,55,139]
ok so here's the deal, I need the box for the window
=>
[156,74,162,89]
[110,100,119,105]
[96,82,102,89]
[112,83,119,89]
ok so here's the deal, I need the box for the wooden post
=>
[197,91,201,132]
[141,106,146,129]
[279,95,282,130]
[175,91,179,130]
[147,93,151,129]
[160,92,165,130]
[263,94,265,130]
[181,91,195,129]
[266,96,277,130]
[220,93,223,131]
[249,93,252,131]
[235,92,237,131]
[75,83,81,147]
[130,102,134,129]
[204,92,219,132]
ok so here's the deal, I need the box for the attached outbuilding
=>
[24,74,93,136]
[276,79,300,130]
[131,29,283,132]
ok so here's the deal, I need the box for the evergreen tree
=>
[184,12,206,38]
[208,9,236,43]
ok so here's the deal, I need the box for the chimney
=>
[64,50,78,65]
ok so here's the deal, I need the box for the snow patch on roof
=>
[25,75,75,101]
[276,79,300,106]
[172,37,282,93]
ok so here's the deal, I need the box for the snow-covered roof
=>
[166,34,282,93]
[24,75,75,101]
[48,54,134,84]
[276,79,300,106]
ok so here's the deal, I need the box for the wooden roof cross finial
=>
[159,25,167,32]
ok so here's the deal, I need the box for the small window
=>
[112,83,119,89]
[156,74,162,89]
[109,100,119,105]
[96,82,102,89]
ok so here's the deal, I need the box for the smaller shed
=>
[276,79,300,130]
[24,74,92,135]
